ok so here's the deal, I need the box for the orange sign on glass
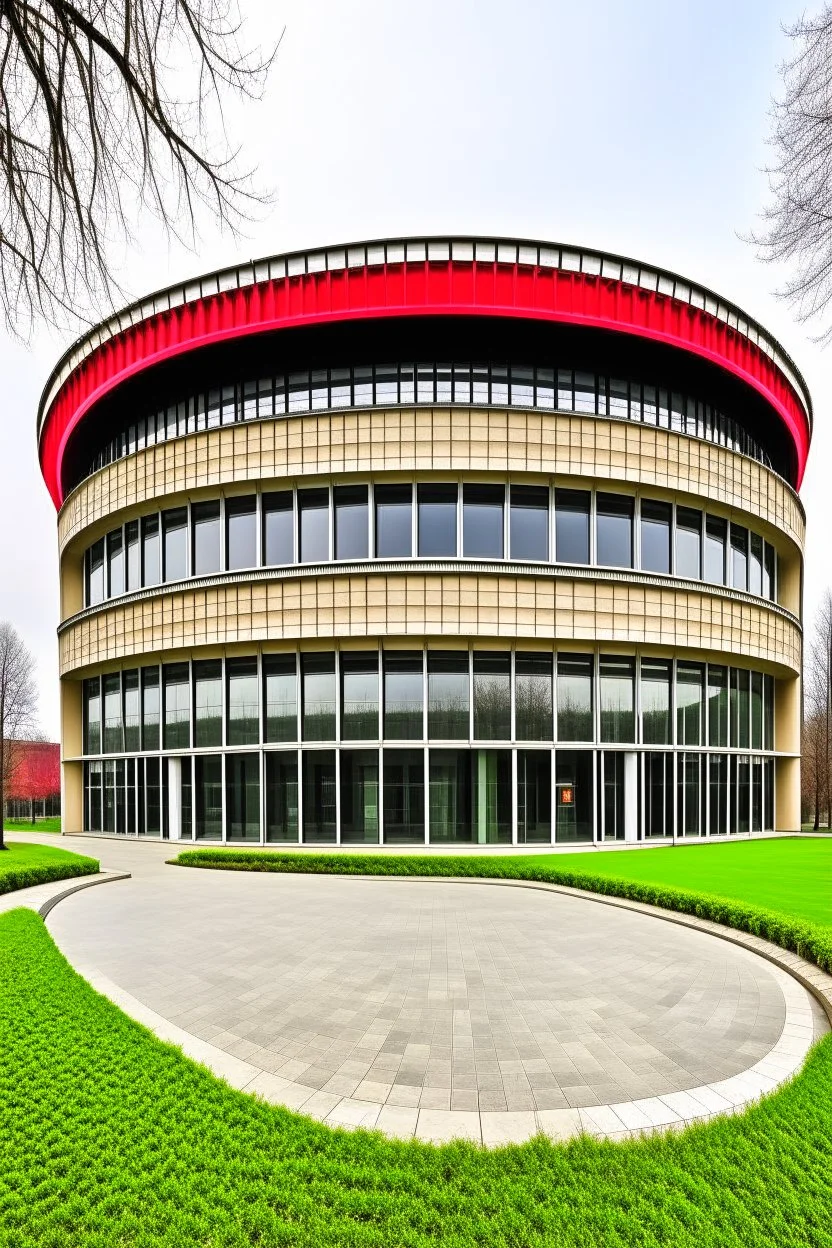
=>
[559,785,574,806]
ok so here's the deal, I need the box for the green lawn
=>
[3,816,61,833]
[1,906,831,1247]
[0,840,99,896]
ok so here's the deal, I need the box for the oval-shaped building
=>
[39,237,811,845]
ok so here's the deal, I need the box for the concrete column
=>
[624,752,638,842]
[168,757,182,839]
[60,679,83,835]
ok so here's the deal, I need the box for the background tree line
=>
[802,590,832,827]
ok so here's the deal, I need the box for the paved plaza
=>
[24,833,824,1143]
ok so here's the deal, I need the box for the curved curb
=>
[38,871,131,918]
[50,870,828,1148]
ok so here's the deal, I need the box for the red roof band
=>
[38,259,812,509]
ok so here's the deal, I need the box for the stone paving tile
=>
[33,843,828,1148]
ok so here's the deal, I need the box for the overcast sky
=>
[2,0,828,740]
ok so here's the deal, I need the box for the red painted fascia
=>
[39,261,811,508]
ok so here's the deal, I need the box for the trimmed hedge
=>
[0,851,100,897]
[173,848,832,973]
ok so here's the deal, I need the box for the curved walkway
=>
[6,834,830,1145]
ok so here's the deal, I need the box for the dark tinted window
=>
[192,502,221,575]
[417,484,457,556]
[226,497,257,570]
[298,489,330,562]
[341,652,379,739]
[163,509,188,582]
[676,507,702,579]
[515,653,553,740]
[334,486,369,559]
[264,655,297,742]
[375,484,412,557]
[510,486,549,560]
[555,490,590,564]
[462,485,504,558]
[427,652,469,739]
[731,524,748,590]
[473,652,511,740]
[193,660,222,747]
[263,492,294,565]
[227,658,259,745]
[640,500,670,574]
[384,652,423,739]
[596,495,633,568]
[704,516,726,584]
[142,516,160,587]
[301,653,336,741]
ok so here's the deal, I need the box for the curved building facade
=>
[38,237,811,845]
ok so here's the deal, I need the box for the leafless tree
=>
[0,622,39,850]
[750,6,832,341]
[0,0,277,336]
[802,590,832,826]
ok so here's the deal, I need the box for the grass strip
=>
[1,906,832,1247]
[3,817,62,833]
[173,843,832,972]
[0,840,99,896]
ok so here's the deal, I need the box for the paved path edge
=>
[44,868,829,1149]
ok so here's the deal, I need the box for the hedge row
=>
[0,855,101,898]
[174,848,832,973]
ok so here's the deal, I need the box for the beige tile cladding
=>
[58,571,802,678]
[57,409,806,552]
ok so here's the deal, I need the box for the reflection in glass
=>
[473,653,510,739]
[641,659,671,744]
[510,486,548,560]
[142,515,160,587]
[298,488,330,562]
[84,677,101,754]
[557,655,593,741]
[707,665,728,747]
[763,544,776,601]
[334,486,369,559]
[764,675,774,750]
[88,539,105,604]
[163,663,190,749]
[517,750,551,843]
[227,658,259,745]
[226,497,257,570]
[226,752,260,840]
[264,656,297,743]
[142,667,160,750]
[384,652,423,739]
[195,754,222,839]
[192,501,221,575]
[193,660,222,747]
[596,494,634,568]
[749,533,763,597]
[675,507,702,579]
[704,516,726,585]
[263,492,294,565]
[302,750,336,842]
[375,484,412,557]
[599,656,635,742]
[301,654,336,741]
[731,524,748,590]
[515,653,553,740]
[123,670,140,752]
[265,751,298,842]
[341,652,379,739]
[417,484,457,556]
[709,754,729,835]
[428,652,469,739]
[555,489,590,564]
[640,500,671,574]
[340,749,380,842]
[736,755,750,833]
[126,520,140,591]
[103,673,122,752]
[555,750,593,842]
[429,749,471,842]
[383,748,424,843]
[107,530,124,597]
[462,485,503,557]
[676,663,704,746]
[751,671,763,750]
[730,668,750,748]
[163,508,188,582]
[472,750,511,843]
[678,753,702,836]
[645,752,673,837]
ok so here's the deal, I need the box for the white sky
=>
[2,0,828,740]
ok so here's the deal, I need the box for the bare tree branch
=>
[0,0,278,337]
[0,621,39,849]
